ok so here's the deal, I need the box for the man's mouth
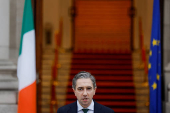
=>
[82,98,88,101]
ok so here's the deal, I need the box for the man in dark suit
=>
[57,71,114,113]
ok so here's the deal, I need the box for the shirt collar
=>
[77,100,94,111]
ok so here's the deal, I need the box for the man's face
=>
[73,78,96,108]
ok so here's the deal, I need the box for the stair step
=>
[66,95,135,100]
[0,104,17,113]
[67,88,135,94]
[66,101,136,106]
[72,59,132,65]
[43,48,55,54]
[41,87,147,95]
[0,91,17,104]
[73,52,131,55]
[41,81,144,89]
[43,93,147,101]
[0,81,18,89]
[71,64,132,70]
[72,54,132,60]
[68,81,134,87]
[70,70,133,75]
[69,76,133,81]
[0,74,17,81]
[42,73,142,82]
[74,50,131,54]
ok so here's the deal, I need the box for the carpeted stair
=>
[65,52,137,113]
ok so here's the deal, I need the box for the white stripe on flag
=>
[17,30,36,91]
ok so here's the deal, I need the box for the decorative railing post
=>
[50,19,62,113]
[139,17,148,84]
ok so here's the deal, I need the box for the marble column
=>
[0,0,19,112]
[0,0,10,59]
[164,0,170,113]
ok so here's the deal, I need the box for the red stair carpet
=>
[65,52,137,113]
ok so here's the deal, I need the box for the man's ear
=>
[94,87,97,95]
[73,88,76,96]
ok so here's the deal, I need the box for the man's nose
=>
[83,89,87,96]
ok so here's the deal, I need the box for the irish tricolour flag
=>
[17,0,36,113]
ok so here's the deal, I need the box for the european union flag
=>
[148,0,162,113]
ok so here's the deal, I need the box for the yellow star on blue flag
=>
[150,50,152,56]
[148,0,162,113]
[152,39,160,46]
[152,82,157,90]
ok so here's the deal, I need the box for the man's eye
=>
[87,87,92,90]
[78,88,83,91]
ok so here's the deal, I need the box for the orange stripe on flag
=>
[18,81,36,113]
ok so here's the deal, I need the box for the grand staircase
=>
[40,48,149,113]
[65,52,137,113]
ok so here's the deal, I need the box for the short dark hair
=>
[72,71,97,90]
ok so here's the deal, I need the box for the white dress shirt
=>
[77,100,94,113]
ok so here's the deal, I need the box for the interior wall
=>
[60,0,72,49]
[43,0,60,48]
[43,0,72,49]
[134,0,153,51]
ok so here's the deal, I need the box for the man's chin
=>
[80,102,90,108]
[81,101,88,105]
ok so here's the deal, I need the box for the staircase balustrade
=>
[50,19,63,113]
[139,17,149,85]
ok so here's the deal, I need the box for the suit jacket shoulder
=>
[94,101,114,113]
[57,101,77,113]
[57,101,114,113]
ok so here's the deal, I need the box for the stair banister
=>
[50,19,63,113]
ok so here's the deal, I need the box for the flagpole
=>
[160,0,164,103]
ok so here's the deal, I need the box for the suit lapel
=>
[94,101,102,113]
[67,101,77,113]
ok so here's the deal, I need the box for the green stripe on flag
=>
[19,0,34,55]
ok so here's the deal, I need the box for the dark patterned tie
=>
[82,109,89,113]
